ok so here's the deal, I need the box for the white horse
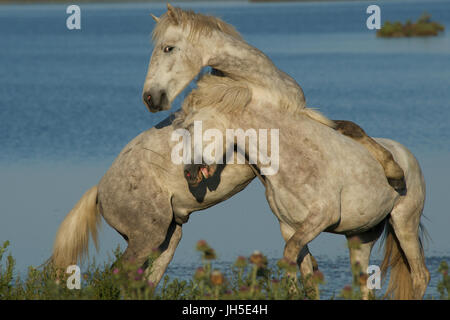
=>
[178,74,429,300]
[141,4,404,188]
[50,113,257,287]
[142,6,429,299]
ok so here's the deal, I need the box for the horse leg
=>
[101,208,173,285]
[334,120,405,192]
[297,246,320,299]
[284,215,333,264]
[98,182,175,285]
[283,215,336,297]
[387,206,430,299]
[280,222,319,299]
[115,221,170,275]
[345,222,384,299]
[145,221,182,286]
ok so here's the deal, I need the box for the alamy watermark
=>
[366,5,381,30]
[66,265,81,290]
[171,121,280,175]
[66,5,81,30]
[63,6,380,33]
[367,265,381,289]
[64,263,381,290]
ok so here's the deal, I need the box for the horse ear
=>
[166,3,178,24]
[150,13,160,23]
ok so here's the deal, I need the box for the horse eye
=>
[163,46,174,53]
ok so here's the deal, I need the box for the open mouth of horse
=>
[199,165,211,179]
[184,164,215,187]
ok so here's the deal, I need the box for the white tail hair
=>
[51,185,101,268]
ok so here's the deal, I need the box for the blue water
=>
[0,0,449,299]
[165,256,449,299]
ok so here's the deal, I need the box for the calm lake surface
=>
[0,0,449,299]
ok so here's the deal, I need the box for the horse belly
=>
[333,182,397,233]
[264,177,339,229]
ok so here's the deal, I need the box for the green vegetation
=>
[437,261,450,299]
[0,240,448,300]
[377,12,445,38]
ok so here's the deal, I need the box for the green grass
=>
[377,12,445,38]
[1,240,449,300]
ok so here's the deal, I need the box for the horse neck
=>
[204,34,306,108]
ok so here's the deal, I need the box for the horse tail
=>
[380,220,418,300]
[51,185,101,268]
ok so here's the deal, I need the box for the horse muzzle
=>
[143,89,169,113]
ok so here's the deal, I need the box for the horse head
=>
[142,4,241,112]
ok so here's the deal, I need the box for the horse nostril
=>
[143,92,155,111]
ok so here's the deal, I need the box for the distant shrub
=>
[377,12,444,38]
